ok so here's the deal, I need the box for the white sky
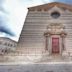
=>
[0,0,72,41]
[1,0,46,42]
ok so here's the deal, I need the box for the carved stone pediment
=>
[45,23,66,35]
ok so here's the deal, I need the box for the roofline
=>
[27,2,72,11]
[0,37,17,43]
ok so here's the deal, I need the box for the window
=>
[37,9,42,11]
[0,41,2,44]
[44,9,48,11]
[4,42,7,46]
[51,11,60,19]
[10,44,13,47]
[8,43,10,46]
[45,71,53,72]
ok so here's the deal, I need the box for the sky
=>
[0,0,72,42]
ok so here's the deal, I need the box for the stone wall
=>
[17,6,72,56]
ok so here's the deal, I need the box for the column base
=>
[62,51,69,56]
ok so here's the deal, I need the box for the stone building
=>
[0,37,17,55]
[16,2,72,62]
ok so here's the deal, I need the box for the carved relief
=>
[46,23,65,35]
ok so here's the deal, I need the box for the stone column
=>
[62,37,65,50]
[45,35,50,49]
[45,36,48,51]
[44,32,50,55]
[48,36,51,55]
[60,33,66,55]
[59,37,63,55]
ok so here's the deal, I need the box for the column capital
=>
[44,32,51,37]
[60,31,67,37]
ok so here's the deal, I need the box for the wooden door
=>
[52,37,59,53]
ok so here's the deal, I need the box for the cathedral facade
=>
[16,2,72,62]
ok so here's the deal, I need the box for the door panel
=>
[52,37,59,53]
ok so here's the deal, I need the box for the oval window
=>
[51,12,60,19]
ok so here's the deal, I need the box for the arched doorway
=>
[44,23,67,55]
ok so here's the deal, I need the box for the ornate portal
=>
[44,23,67,55]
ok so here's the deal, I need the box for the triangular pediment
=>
[28,2,72,11]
